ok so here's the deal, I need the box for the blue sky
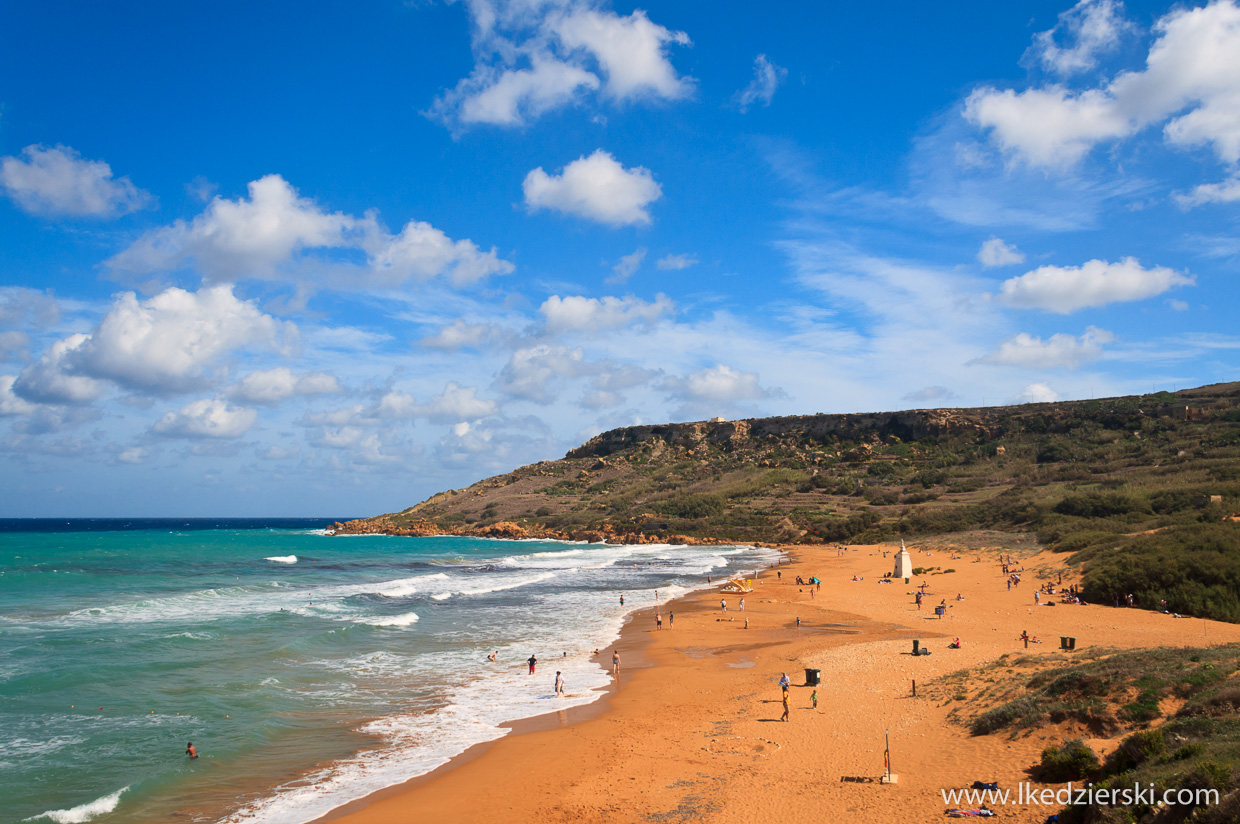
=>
[2,0,1238,517]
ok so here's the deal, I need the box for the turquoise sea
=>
[0,520,774,824]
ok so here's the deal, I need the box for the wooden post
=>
[912,679,916,697]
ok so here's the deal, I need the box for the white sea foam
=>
[355,612,420,628]
[25,786,128,823]
[265,555,298,564]
[428,570,558,601]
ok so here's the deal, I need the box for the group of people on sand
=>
[774,671,818,721]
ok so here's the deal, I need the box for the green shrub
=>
[1039,739,1101,782]
[1104,730,1165,774]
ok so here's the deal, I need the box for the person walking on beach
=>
[186,742,198,759]
[811,689,818,710]
[555,671,564,697]
[612,649,620,675]
[527,654,537,674]
[778,672,791,693]
[720,598,727,613]
[781,691,790,722]
[739,598,745,612]
[656,611,663,630]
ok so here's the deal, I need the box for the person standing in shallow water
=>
[186,742,198,759]
[612,649,620,676]
[554,671,564,697]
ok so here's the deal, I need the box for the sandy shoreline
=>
[312,540,1240,824]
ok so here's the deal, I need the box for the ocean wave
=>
[265,555,298,564]
[354,612,419,628]
[428,571,558,601]
[0,735,85,758]
[24,786,128,823]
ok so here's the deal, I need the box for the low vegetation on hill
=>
[937,645,1240,823]
[335,383,1240,621]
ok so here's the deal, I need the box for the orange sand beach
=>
[316,541,1240,824]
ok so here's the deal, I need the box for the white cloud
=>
[967,0,1240,166]
[108,174,512,289]
[418,320,500,350]
[0,375,39,416]
[0,331,28,362]
[414,382,500,423]
[12,334,107,405]
[428,4,692,129]
[0,145,152,217]
[553,9,692,100]
[733,54,787,112]
[903,385,957,405]
[1167,298,1190,311]
[999,257,1193,313]
[228,368,342,405]
[493,344,589,402]
[656,253,698,270]
[0,287,61,329]
[975,326,1114,368]
[523,150,661,226]
[1175,176,1240,207]
[607,247,647,284]
[662,364,776,403]
[1026,0,1132,76]
[1011,382,1060,404]
[72,285,293,395]
[115,446,150,465]
[152,398,258,439]
[539,294,674,332]
[457,57,600,126]
[977,237,1026,267]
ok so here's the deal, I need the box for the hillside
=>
[334,382,1240,620]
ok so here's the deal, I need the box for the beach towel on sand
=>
[946,809,996,817]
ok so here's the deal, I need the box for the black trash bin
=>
[805,668,821,686]
[912,639,920,655]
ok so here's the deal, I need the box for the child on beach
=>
[781,692,790,722]
[811,690,818,709]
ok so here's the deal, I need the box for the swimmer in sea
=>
[186,742,198,759]
[487,651,498,662]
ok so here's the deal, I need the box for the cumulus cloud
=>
[523,150,661,226]
[539,294,673,332]
[607,248,647,284]
[418,319,502,350]
[12,335,107,405]
[0,375,39,417]
[108,174,512,289]
[733,54,787,112]
[998,257,1192,313]
[977,237,1026,267]
[662,364,779,403]
[228,368,342,405]
[493,344,591,402]
[457,57,601,126]
[1025,0,1133,76]
[1175,176,1240,207]
[152,398,258,439]
[0,145,152,218]
[554,9,693,100]
[77,285,292,395]
[975,326,1114,368]
[967,0,1240,166]
[430,5,692,128]
[1011,382,1060,404]
[414,382,500,423]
